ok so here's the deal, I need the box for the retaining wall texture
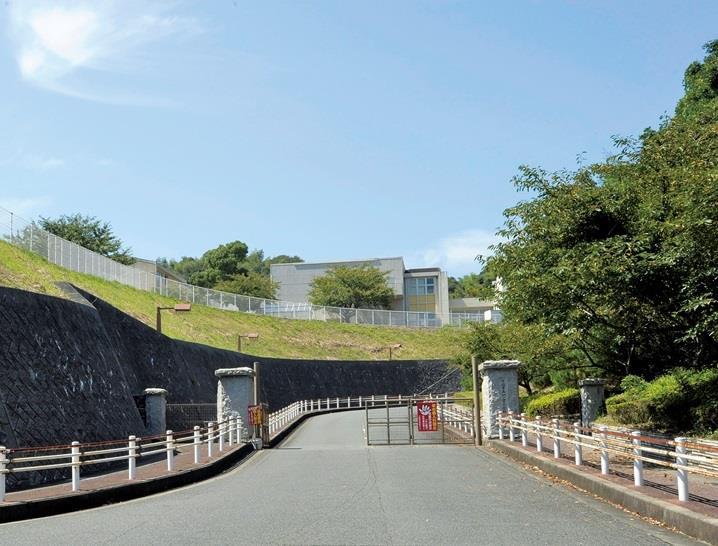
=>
[0,285,458,488]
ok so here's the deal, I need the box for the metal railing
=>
[496,411,718,503]
[0,206,493,329]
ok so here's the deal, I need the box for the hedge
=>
[522,388,580,418]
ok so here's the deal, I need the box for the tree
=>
[214,272,278,299]
[39,214,134,264]
[489,41,718,380]
[448,266,498,299]
[308,265,394,309]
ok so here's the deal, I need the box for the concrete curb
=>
[487,439,718,545]
[0,443,254,524]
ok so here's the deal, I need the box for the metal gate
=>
[365,396,475,446]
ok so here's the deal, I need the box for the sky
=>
[1,1,717,277]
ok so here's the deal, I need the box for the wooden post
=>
[472,356,482,446]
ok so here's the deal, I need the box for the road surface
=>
[0,411,700,545]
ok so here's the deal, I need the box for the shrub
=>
[605,367,718,433]
[523,388,580,418]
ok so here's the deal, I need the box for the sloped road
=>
[0,411,700,545]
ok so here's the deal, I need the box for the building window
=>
[405,277,437,312]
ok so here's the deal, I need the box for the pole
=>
[253,361,261,442]
[156,306,162,334]
[472,356,482,446]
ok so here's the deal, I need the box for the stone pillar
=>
[143,388,168,436]
[479,360,520,439]
[579,378,607,427]
[215,367,255,441]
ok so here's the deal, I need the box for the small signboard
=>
[248,404,264,426]
[417,400,438,432]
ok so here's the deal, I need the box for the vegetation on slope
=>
[0,241,465,361]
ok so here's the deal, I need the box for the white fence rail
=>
[497,411,718,503]
[0,206,490,329]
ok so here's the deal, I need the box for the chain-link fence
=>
[0,206,489,328]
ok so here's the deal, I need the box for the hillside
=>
[0,241,466,360]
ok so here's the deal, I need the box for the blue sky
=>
[1,1,717,276]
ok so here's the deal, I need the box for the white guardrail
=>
[497,411,718,502]
[0,394,466,501]
[0,206,490,329]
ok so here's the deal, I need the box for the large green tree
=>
[490,41,718,379]
[39,214,134,265]
[308,265,394,309]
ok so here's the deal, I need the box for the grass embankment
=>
[0,241,466,360]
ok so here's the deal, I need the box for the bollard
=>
[508,411,515,442]
[193,426,201,464]
[632,431,643,486]
[599,426,609,475]
[336,397,340,409]
[208,422,214,458]
[676,437,689,501]
[521,413,528,447]
[497,412,504,440]
[359,396,363,407]
[553,419,561,458]
[535,416,543,453]
[574,422,582,465]
[71,441,81,492]
[128,436,137,480]
[166,430,175,471]
[372,395,375,407]
[0,446,7,501]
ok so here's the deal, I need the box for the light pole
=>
[238,333,259,352]
[388,343,402,360]
[156,303,191,334]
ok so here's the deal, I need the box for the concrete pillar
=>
[215,367,255,441]
[579,378,607,427]
[479,360,520,439]
[143,388,168,436]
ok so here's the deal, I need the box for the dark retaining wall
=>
[0,285,459,488]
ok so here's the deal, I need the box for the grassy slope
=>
[0,241,466,360]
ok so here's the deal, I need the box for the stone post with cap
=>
[579,378,607,427]
[215,367,255,441]
[479,360,520,439]
[143,388,168,436]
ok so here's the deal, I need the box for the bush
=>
[605,368,718,433]
[523,388,580,418]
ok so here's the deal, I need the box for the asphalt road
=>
[0,411,701,545]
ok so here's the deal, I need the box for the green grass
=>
[0,241,467,361]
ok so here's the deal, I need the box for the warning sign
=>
[248,405,264,426]
[416,400,438,432]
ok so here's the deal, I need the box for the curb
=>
[487,439,718,545]
[0,443,254,524]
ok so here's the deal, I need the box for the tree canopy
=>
[308,265,394,309]
[448,266,498,300]
[487,40,718,380]
[39,214,134,265]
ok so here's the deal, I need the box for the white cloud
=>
[0,149,65,171]
[0,197,51,218]
[409,229,501,276]
[7,1,201,105]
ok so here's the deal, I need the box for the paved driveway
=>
[0,411,700,545]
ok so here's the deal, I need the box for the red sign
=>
[248,405,264,426]
[417,400,438,432]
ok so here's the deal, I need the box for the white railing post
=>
[166,430,175,471]
[229,416,235,446]
[336,397,339,409]
[599,425,609,475]
[310,399,314,411]
[574,421,582,465]
[235,416,241,442]
[128,435,137,480]
[208,422,214,458]
[371,395,375,407]
[552,418,561,458]
[0,446,7,502]
[676,437,689,501]
[631,431,643,486]
[497,412,504,440]
[218,421,225,452]
[508,410,515,442]
[521,413,528,447]
[359,396,363,407]
[535,416,542,453]
[347,396,350,408]
[71,441,81,492]
[193,426,201,464]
